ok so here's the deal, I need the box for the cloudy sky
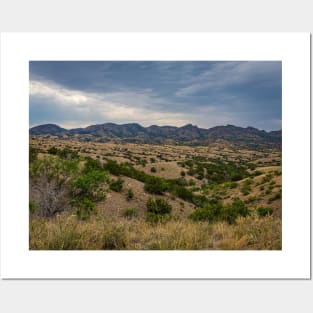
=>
[29,61,282,131]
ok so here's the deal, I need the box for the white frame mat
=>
[0,33,310,279]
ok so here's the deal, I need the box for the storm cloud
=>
[29,61,282,131]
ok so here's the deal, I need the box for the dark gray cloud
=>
[29,61,282,130]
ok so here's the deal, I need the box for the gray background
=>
[0,0,312,312]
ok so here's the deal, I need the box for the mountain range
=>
[30,123,281,149]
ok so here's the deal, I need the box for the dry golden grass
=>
[30,213,281,250]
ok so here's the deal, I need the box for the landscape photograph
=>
[29,60,282,250]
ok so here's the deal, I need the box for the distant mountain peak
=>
[30,124,67,135]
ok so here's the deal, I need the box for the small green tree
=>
[257,207,273,217]
[110,178,124,192]
[146,197,172,215]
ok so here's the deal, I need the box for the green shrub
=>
[47,146,79,159]
[146,197,172,215]
[58,147,79,160]
[241,179,252,195]
[126,188,134,200]
[187,169,195,176]
[30,155,79,180]
[47,146,59,155]
[146,212,172,224]
[189,201,223,222]
[103,160,148,182]
[71,169,108,200]
[190,187,200,192]
[189,198,248,224]
[241,185,251,195]
[224,181,238,189]
[192,194,209,207]
[257,207,273,217]
[229,181,238,188]
[75,198,96,220]
[196,172,204,180]
[102,159,124,175]
[245,196,257,203]
[109,178,124,192]
[139,159,147,167]
[244,178,254,185]
[175,186,194,202]
[123,207,138,219]
[180,171,186,177]
[189,207,214,222]
[188,179,195,186]
[252,170,263,177]
[150,167,157,173]
[261,173,273,184]
[144,177,168,194]
[247,163,256,170]
[221,198,249,224]
[265,188,272,195]
[268,191,281,203]
[83,157,103,172]
[204,160,249,184]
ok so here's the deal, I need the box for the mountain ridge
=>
[30,122,281,149]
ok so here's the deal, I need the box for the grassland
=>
[29,137,282,250]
